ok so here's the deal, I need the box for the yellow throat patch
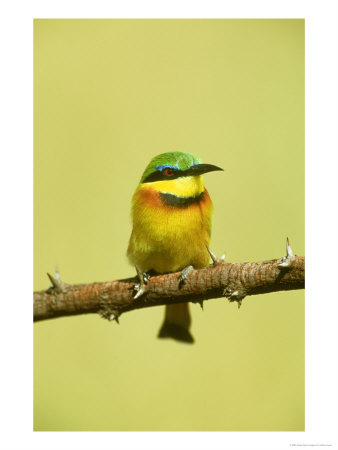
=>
[144,175,204,197]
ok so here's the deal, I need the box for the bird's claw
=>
[133,267,150,299]
[143,273,151,283]
[133,283,148,299]
[178,265,194,287]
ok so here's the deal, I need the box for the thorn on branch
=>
[99,308,120,324]
[223,286,246,307]
[110,313,119,324]
[47,265,66,293]
[278,237,296,269]
[206,246,226,266]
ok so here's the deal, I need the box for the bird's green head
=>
[140,151,223,184]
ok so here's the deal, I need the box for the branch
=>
[34,239,304,323]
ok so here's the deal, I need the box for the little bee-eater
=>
[127,152,223,343]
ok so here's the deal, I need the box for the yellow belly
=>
[127,186,213,273]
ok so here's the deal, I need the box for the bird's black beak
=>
[188,163,224,176]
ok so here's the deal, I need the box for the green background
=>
[34,19,304,431]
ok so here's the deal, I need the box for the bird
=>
[127,151,223,343]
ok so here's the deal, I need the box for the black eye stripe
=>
[142,168,182,183]
[141,163,222,184]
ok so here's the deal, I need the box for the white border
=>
[1,1,337,449]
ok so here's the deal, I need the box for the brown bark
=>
[33,255,305,322]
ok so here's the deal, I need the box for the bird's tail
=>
[158,303,194,343]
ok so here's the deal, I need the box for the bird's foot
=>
[178,265,194,288]
[206,246,226,266]
[133,267,150,299]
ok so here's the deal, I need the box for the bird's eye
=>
[164,168,174,177]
